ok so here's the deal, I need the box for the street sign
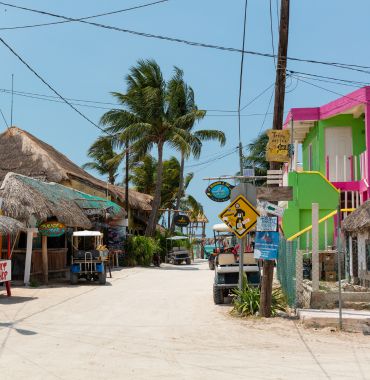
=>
[254,231,279,260]
[266,129,290,162]
[219,195,260,238]
[257,186,293,202]
[257,216,278,232]
[257,200,284,217]
[205,181,234,202]
[0,260,11,282]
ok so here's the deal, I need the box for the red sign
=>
[0,260,11,282]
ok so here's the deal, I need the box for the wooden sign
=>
[257,186,293,202]
[266,129,290,162]
[38,222,66,237]
[174,214,190,227]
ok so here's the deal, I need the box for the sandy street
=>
[0,260,369,380]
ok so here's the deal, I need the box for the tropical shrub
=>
[231,275,287,317]
[124,236,160,266]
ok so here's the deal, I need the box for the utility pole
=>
[237,0,248,291]
[260,0,290,317]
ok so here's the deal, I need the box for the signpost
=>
[257,186,293,202]
[0,260,11,283]
[257,216,278,232]
[254,232,280,260]
[205,181,234,202]
[219,195,259,238]
[174,214,190,227]
[257,200,284,217]
[266,129,291,162]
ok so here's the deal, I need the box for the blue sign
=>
[254,231,279,260]
[205,181,234,202]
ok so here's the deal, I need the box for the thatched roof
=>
[0,215,25,235]
[109,185,152,212]
[342,200,370,232]
[0,173,124,228]
[0,127,152,212]
[189,213,209,224]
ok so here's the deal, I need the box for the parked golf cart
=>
[208,223,235,270]
[213,250,261,304]
[166,236,191,265]
[70,231,108,285]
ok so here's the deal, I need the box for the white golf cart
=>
[166,236,191,265]
[213,250,261,304]
[208,223,236,270]
[70,231,109,285]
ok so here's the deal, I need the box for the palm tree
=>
[82,136,121,185]
[130,155,157,195]
[244,132,269,176]
[100,59,197,236]
[167,67,226,231]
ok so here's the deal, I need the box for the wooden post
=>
[0,234,2,259]
[260,0,290,318]
[42,235,48,284]
[24,228,37,285]
[312,203,319,292]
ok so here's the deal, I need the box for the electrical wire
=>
[0,0,170,30]
[185,147,238,168]
[0,37,111,135]
[269,0,276,68]
[240,82,275,111]
[2,1,370,75]
[257,88,274,135]
[0,108,9,128]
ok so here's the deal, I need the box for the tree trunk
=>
[145,142,164,237]
[170,152,185,233]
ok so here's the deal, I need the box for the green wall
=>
[302,114,366,175]
[283,172,339,250]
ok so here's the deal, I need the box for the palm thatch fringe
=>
[0,215,25,235]
[109,185,153,211]
[342,200,370,232]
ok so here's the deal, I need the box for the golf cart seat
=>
[217,253,236,266]
[243,252,257,265]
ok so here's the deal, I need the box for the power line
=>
[0,108,9,128]
[0,37,110,135]
[240,82,275,111]
[2,1,370,74]
[269,0,276,67]
[0,0,170,30]
[257,88,274,135]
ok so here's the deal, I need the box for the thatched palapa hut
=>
[0,127,152,233]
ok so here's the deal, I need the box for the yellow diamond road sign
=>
[218,195,260,238]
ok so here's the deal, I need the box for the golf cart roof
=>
[166,236,188,240]
[73,230,103,237]
[212,223,230,233]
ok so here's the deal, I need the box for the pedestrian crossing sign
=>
[218,195,260,238]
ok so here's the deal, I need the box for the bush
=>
[125,236,160,267]
[231,275,287,317]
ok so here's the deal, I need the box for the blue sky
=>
[1,0,370,235]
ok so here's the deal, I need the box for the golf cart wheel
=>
[213,284,224,305]
[70,272,79,285]
[98,269,106,285]
[186,258,191,265]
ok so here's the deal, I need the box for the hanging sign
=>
[205,181,234,202]
[174,214,190,227]
[256,216,278,232]
[0,260,11,282]
[266,129,290,162]
[219,195,259,239]
[254,231,279,260]
[38,221,66,237]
